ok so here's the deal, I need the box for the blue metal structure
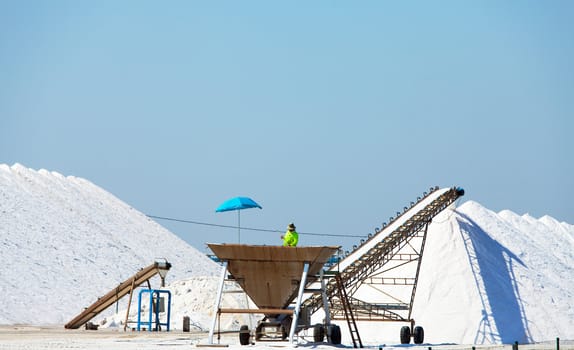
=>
[137,289,172,332]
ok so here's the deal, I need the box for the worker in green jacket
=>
[281,222,299,247]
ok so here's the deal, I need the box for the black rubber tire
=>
[413,326,424,344]
[400,326,411,344]
[313,324,325,342]
[239,325,250,346]
[328,324,342,345]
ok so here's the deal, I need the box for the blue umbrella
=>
[215,196,262,243]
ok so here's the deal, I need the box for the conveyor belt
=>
[64,261,171,329]
[303,186,464,318]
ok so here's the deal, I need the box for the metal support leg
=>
[320,269,331,326]
[289,262,309,344]
[208,261,228,344]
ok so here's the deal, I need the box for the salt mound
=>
[410,200,574,344]
[0,164,219,325]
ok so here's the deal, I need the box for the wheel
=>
[400,326,411,344]
[313,324,325,342]
[328,324,341,345]
[413,326,424,344]
[239,325,250,346]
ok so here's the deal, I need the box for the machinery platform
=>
[206,244,340,345]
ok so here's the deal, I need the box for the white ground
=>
[0,326,572,350]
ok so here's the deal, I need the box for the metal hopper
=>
[206,244,340,345]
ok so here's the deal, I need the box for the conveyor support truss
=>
[303,186,464,323]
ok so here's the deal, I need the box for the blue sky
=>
[1,1,573,252]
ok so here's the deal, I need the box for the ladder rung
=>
[304,288,323,294]
[322,271,339,276]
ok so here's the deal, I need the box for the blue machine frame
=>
[137,289,172,331]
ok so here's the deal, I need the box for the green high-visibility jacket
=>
[283,230,299,247]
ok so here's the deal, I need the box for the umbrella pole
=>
[238,210,241,243]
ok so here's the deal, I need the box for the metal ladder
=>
[335,274,363,348]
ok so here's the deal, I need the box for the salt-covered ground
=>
[0,325,572,350]
[1,164,573,348]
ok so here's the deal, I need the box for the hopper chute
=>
[206,244,340,345]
